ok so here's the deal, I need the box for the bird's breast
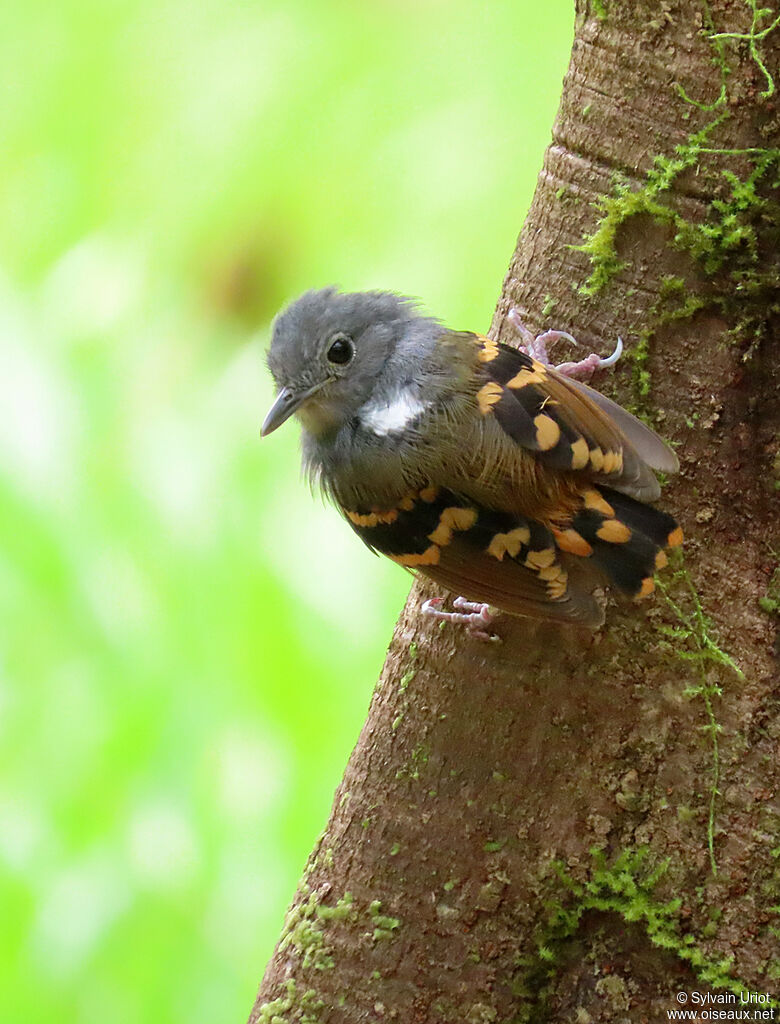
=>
[358,386,430,437]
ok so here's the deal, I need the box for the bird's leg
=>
[421,596,499,642]
[508,308,623,381]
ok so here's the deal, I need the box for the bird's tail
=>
[553,486,683,599]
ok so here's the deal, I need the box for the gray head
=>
[263,287,430,438]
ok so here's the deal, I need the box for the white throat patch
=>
[360,388,427,436]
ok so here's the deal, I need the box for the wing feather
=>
[473,336,676,500]
[340,485,603,626]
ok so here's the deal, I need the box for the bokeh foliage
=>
[0,1,572,1020]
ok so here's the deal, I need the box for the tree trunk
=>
[249,2,780,1020]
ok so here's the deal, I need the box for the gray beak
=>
[261,383,324,437]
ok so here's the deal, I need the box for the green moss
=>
[255,980,325,1024]
[630,333,651,406]
[658,275,686,299]
[657,556,745,875]
[675,0,729,110]
[674,151,780,274]
[511,848,775,1021]
[395,741,430,782]
[541,293,557,318]
[369,899,401,941]
[273,888,401,997]
[555,184,579,206]
[277,890,359,973]
[400,641,418,692]
[573,8,779,328]
[574,116,728,296]
[255,979,296,1024]
[710,0,780,98]
[317,893,357,923]
[576,188,667,296]
[399,668,415,691]
[278,892,336,971]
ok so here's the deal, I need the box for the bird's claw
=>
[508,307,623,381]
[422,596,500,642]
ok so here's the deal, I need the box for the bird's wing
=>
[340,486,603,626]
[471,334,677,501]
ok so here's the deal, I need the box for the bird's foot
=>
[508,308,623,381]
[421,596,500,642]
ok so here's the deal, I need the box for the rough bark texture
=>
[250,2,779,1021]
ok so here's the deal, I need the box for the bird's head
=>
[262,287,423,438]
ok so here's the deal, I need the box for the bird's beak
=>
[261,382,325,437]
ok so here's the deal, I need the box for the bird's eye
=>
[326,333,354,365]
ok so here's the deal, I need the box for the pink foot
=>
[421,596,500,642]
[508,308,622,381]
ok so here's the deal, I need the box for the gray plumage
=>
[263,287,682,626]
[267,287,473,506]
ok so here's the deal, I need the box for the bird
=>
[262,287,682,634]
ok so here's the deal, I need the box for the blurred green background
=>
[0,2,572,1021]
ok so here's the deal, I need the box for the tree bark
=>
[250,2,779,1020]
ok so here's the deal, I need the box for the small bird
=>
[262,288,682,632]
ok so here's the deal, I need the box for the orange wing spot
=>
[506,366,547,388]
[525,547,557,570]
[655,550,668,570]
[347,508,399,527]
[487,526,531,561]
[583,489,615,518]
[390,545,440,567]
[667,526,684,548]
[553,527,593,557]
[600,450,623,475]
[596,519,631,543]
[418,485,439,503]
[530,358,549,377]
[534,413,561,451]
[589,448,605,472]
[477,381,504,414]
[538,564,565,581]
[637,577,655,599]
[428,507,478,546]
[476,335,499,362]
[547,573,568,599]
[569,437,590,470]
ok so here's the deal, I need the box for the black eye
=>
[326,333,354,365]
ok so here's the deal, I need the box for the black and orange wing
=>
[472,334,678,501]
[468,333,682,601]
[340,335,681,626]
[341,486,603,626]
